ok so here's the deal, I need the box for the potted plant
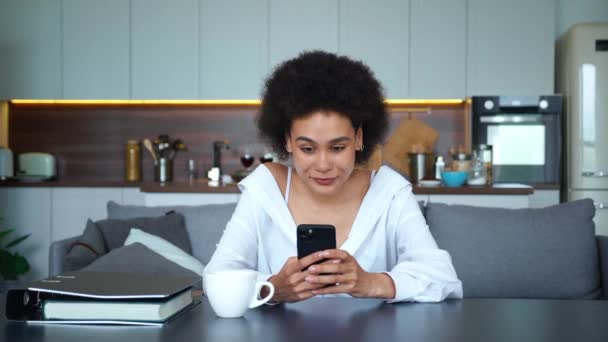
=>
[0,226,31,292]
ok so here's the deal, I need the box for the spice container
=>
[451,152,472,172]
[125,140,141,182]
[476,144,493,185]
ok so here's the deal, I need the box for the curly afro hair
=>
[257,50,389,165]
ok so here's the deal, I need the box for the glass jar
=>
[474,144,493,185]
[451,153,472,172]
[468,150,487,186]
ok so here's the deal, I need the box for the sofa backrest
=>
[426,199,600,299]
[107,201,237,266]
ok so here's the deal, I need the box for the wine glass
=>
[240,147,255,170]
[260,149,275,164]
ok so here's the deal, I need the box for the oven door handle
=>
[582,171,608,177]
[479,115,543,123]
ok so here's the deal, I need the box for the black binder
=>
[5,271,200,326]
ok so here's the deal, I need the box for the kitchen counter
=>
[0,179,535,195]
[141,181,534,195]
[0,179,142,187]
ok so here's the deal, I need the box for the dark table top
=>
[3,296,608,342]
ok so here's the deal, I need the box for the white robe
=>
[204,164,463,302]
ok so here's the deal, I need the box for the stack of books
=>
[5,271,200,326]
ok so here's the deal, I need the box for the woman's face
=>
[286,111,362,197]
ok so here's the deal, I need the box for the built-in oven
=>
[471,95,563,184]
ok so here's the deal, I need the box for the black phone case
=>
[297,224,337,261]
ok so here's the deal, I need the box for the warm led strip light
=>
[10,99,464,107]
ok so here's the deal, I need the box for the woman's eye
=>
[300,146,314,153]
[331,145,345,152]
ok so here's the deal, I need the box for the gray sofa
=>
[49,199,608,299]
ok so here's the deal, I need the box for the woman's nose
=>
[315,151,332,171]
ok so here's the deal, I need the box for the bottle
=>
[187,158,198,184]
[125,140,141,182]
[435,155,445,180]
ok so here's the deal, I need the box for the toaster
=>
[0,147,13,180]
[17,152,56,180]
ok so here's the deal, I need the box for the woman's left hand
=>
[304,249,396,299]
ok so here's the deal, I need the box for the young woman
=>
[204,51,462,303]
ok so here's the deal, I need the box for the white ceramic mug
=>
[204,269,275,318]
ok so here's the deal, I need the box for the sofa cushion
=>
[426,199,599,299]
[82,243,201,289]
[124,228,205,277]
[107,201,237,266]
[97,212,191,252]
[64,212,191,272]
[63,219,109,272]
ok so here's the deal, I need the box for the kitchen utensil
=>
[154,157,173,183]
[143,139,157,162]
[407,152,434,184]
[441,171,468,187]
[419,179,441,187]
[383,116,438,176]
[17,153,56,180]
[0,147,13,180]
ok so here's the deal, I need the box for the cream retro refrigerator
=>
[558,23,608,235]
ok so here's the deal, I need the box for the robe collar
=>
[239,164,410,255]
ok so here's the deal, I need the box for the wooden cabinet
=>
[339,0,409,99]
[200,0,268,99]
[410,0,466,99]
[62,0,130,99]
[269,0,338,70]
[0,0,61,99]
[131,0,199,99]
[466,0,555,95]
[0,188,52,283]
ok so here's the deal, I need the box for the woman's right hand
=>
[267,252,333,303]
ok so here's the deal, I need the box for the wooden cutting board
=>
[382,116,438,176]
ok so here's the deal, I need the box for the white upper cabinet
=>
[466,0,556,95]
[200,0,269,99]
[339,0,409,99]
[0,0,61,99]
[131,0,199,99]
[62,0,130,99]
[410,0,466,99]
[269,0,339,70]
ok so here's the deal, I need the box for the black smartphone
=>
[297,224,337,270]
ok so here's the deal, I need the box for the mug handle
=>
[249,281,275,308]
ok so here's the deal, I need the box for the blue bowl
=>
[441,171,468,187]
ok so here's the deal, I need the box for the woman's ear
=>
[356,127,363,150]
[285,135,292,153]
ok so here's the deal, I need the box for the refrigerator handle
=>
[582,171,608,177]
[595,203,608,210]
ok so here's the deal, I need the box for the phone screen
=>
[297,224,336,270]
